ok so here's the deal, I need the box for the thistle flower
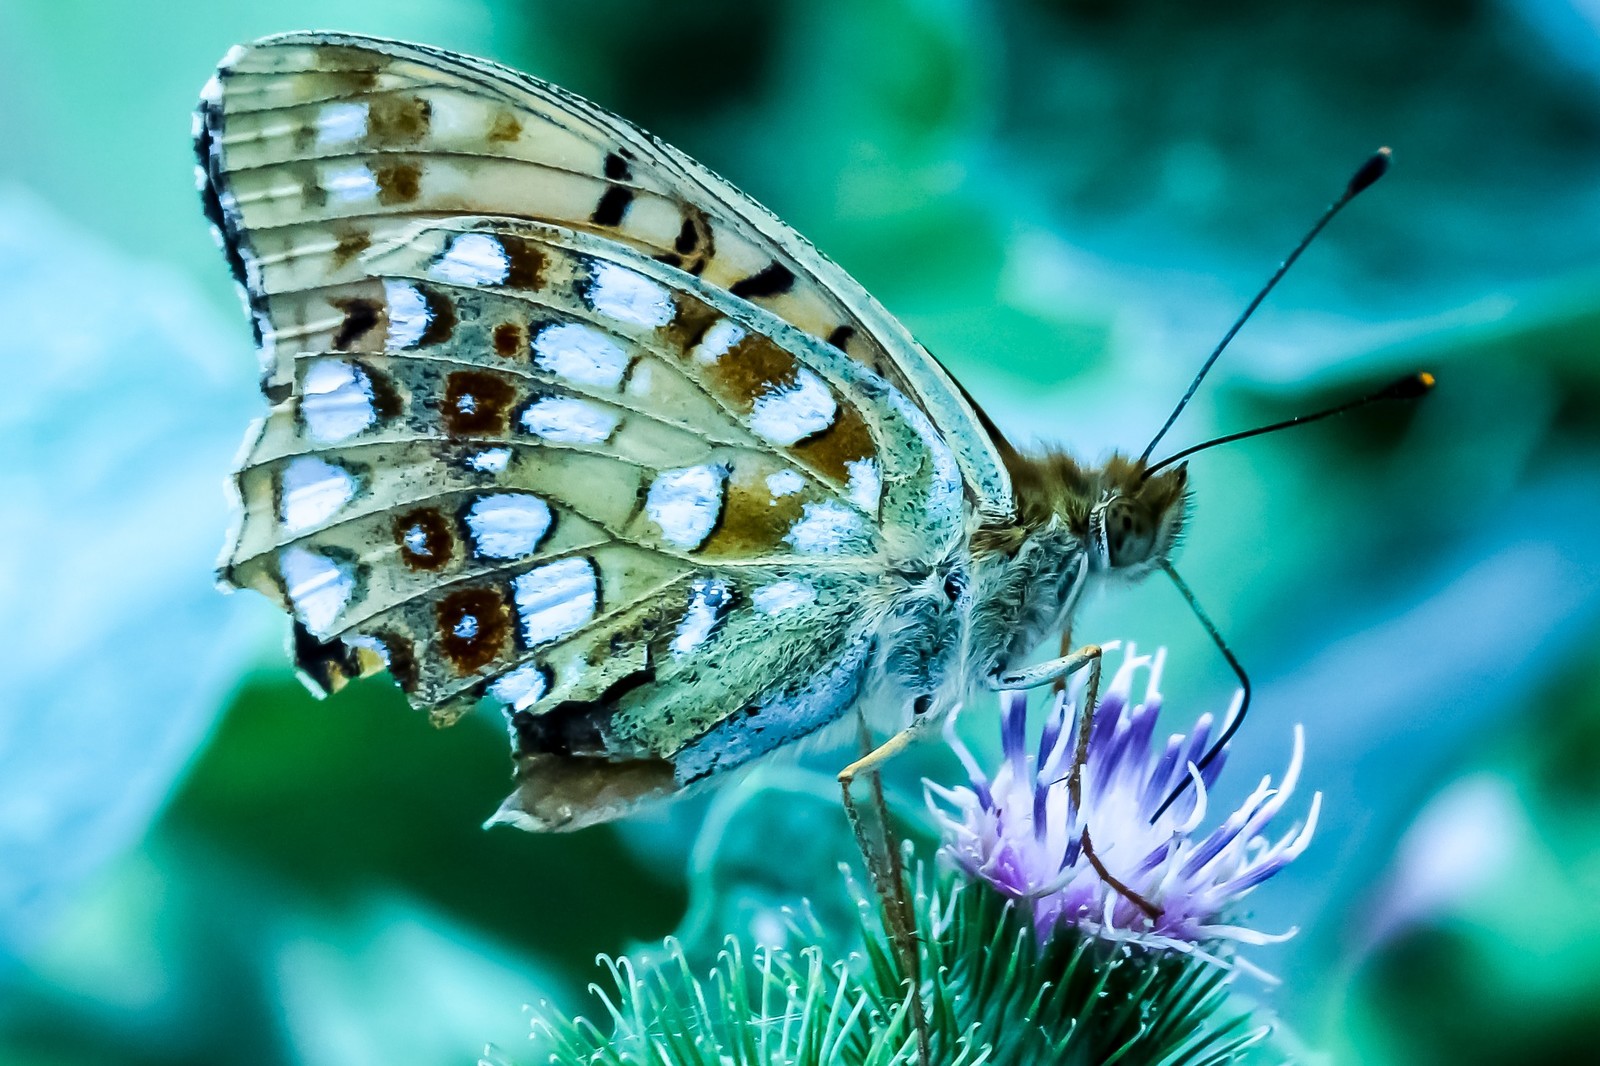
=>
[518,644,1301,1064]
[928,643,1319,957]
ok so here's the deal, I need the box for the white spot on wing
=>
[765,470,805,501]
[491,663,548,711]
[425,93,476,140]
[384,280,430,348]
[431,232,509,286]
[512,558,598,646]
[672,577,732,658]
[465,494,552,559]
[300,359,375,443]
[466,447,512,473]
[280,546,354,637]
[316,102,368,146]
[691,319,746,363]
[748,368,837,446]
[752,580,815,615]
[520,397,620,443]
[402,522,433,558]
[533,322,629,388]
[280,456,356,533]
[586,261,675,327]
[647,464,727,550]
[846,458,881,514]
[785,501,868,555]
[199,74,225,107]
[199,47,244,105]
[323,162,378,202]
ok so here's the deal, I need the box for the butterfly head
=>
[1084,457,1190,576]
[1007,451,1190,579]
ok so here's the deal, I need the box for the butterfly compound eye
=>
[1100,492,1177,569]
[1104,503,1155,568]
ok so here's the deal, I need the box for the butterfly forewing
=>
[199,32,1010,510]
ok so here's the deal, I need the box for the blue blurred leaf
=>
[0,187,268,955]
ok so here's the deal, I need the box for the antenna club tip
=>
[1347,147,1393,196]
[1385,371,1435,400]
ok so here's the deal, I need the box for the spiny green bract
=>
[511,872,1280,1066]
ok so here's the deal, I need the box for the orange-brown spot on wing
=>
[789,401,875,485]
[442,369,517,435]
[486,111,523,143]
[366,94,432,145]
[313,44,386,79]
[301,65,380,100]
[329,296,381,350]
[331,229,372,269]
[499,234,546,290]
[660,295,721,354]
[358,360,404,421]
[416,285,457,347]
[700,333,800,414]
[395,508,454,571]
[435,586,513,675]
[699,462,805,556]
[375,628,420,693]
[299,167,329,209]
[492,322,527,359]
[373,160,421,205]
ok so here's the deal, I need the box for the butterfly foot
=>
[990,643,1105,690]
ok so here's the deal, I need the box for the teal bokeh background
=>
[3,1,1599,1062]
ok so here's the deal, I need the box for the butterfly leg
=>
[1056,649,1164,924]
[839,714,933,1066]
[1061,646,1103,816]
[840,720,921,944]
[988,643,1104,690]
[1053,625,1075,695]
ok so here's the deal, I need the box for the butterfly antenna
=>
[1139,147,1393,465]
[1150,561,1249,823]
[1144,371,1434,477]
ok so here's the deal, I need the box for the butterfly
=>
[196,32,1201,832]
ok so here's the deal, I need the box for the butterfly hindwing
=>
[199,34,1004,826]
[220,217,966,825]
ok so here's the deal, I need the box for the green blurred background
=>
[3,0,1599,1062]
